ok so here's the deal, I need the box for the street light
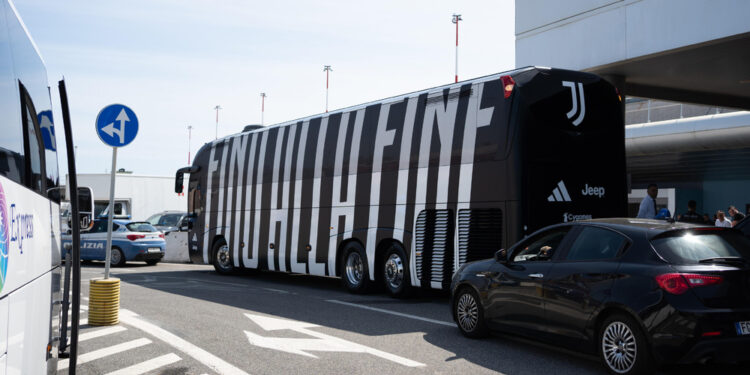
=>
[452,14,462,83]
[260,93,267,125]
[323,65,333,112]
[187,125,193,164]
[213,105,222,139]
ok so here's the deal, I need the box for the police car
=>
[62,219,166,266]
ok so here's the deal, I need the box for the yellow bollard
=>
[88,278,120,326]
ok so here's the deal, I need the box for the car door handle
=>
[528,273,544,279]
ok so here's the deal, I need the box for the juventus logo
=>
[547,180,572,202]
[562,81,586,126]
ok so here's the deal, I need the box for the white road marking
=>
[326,299,454,327]
[80,304,89,310]
[68,318,88,327]
[79,326,127,342]
[58,338,152,370]
[120,309,250,375]
[261,287,289,294]
[244,313,425,367]
[104,353,182,375]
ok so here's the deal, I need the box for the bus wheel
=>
[383,244,411,298]
[212,239,235,275]
[110,247,126,267]
[341,242,370,293]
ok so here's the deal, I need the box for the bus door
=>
[516,69,627,234]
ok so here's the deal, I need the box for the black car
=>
[450,218,750,375]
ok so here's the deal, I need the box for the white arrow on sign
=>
[244,313,425,367]
[101,108,130,144]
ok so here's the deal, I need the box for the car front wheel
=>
[453,287,488,338]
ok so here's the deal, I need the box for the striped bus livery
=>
[178,66,627,296]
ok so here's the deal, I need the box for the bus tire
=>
[341,242,371,293]
[383,243,411,298]
[110,247,126,267]
[212,238,235,275]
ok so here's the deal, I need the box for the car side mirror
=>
[495,249,508,264]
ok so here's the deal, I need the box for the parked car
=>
[450,218,750,375]
[145,211,187,233]
[62,219,165,266]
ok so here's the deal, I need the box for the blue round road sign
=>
[95,104,138,147]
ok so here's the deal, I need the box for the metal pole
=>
[260,93,266,125]
[323,65,332,113]
[187,125,192,164]
[452,14,462,83]
[104,147,117,279]
[214,105,221,139]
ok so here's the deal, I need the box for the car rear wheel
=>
[110,247,126,267]
[599,314,654,375]
[341,242,371,293]
[383,244,411,298]
[453,287,488,338]
[212,238,234,274]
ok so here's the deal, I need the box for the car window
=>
[651,230,750,264]
[126,222,158,232]
[90,221,107,233]
[159,214,184,226]
[512,227,570,262]
[146,214,160,225]
[564,226,627,261]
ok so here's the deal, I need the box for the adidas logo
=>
[547,181,572,202]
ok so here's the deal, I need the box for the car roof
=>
[573,218,717,238]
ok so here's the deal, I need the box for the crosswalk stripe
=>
[58,338,152,370]
[67,318,88,327]
[104,353,182,375]
[79,326,127,342]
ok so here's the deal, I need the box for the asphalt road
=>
[60,262,745,375]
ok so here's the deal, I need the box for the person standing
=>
[636,184,658,219]
[715,211,732,228]
[678,200,702,224]
[728,205,746,227]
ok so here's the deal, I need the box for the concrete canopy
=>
[516,0,750,110]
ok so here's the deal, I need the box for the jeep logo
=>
[581,184,605,198]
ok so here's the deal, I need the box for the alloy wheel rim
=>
[110,249,121,265]
[217,245,231,270]
[345,252,363,286]
[384,253,404,290]
[456,292,478,332]
[602,321,637,373]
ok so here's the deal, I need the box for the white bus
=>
[0,1,88,372]
[176,67,627,297]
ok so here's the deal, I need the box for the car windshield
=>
[126,222,159,233]
[650,229,750,264]
[146,213,183,226]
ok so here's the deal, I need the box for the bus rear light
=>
[501,75,515,99]
[701,331,722,337]
[127,234,146,241]
[655,273,723,295]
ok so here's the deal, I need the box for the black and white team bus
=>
[176,66,627,296]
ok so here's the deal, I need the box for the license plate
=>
[148,248,161,253]
[735,321,750,335]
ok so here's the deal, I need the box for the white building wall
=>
[516,0,750,70]
[67,174,186,221]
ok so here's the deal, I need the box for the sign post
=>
[95,104,138,279]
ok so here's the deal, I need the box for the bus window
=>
[21,85,46,194]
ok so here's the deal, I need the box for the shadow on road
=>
[93,263,746,375]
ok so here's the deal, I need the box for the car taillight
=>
[501,75,515,99]
[655,273,723,295]
[159,233,164,238]
[127,234,146,241]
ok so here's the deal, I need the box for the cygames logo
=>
[0,181,9,294]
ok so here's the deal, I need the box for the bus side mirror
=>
[76,187,95,231]
[175,170,184,194]
[495,249,508,264]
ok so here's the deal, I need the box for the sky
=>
[14,0,516,177]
